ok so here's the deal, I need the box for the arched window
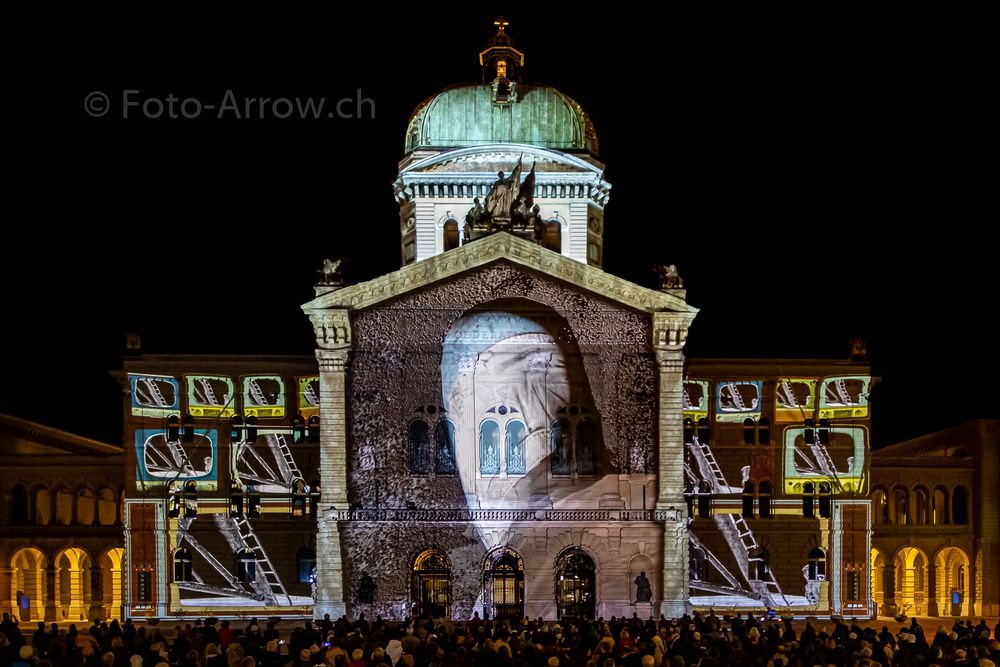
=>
[411,404,453,477]
[759,481,773,518]
[551,418,571,476]
[872,487,887,525]
[297,547,316,584]
[434,420,457,475]
[891,486,908,525]
[12,484,29,525]
[932,486,949,524]
[236,549,256,582]
[743,418,755,445]
[480,420,501,475]
[183,481,198,518]
[690,545,708,582]
[683,418,694,445]
[550,405,600,477]
[408,421,430,475]
[576,419,598,475]
[505,420,526,475]
[818,482,833,518]
[803,482,815,518]
[479,404,525,477]
[742,481,755,518]
[412,547,451,618]
[697,481,712,518]
[758,417,771,445]
[750,548,769,581]
[443,219,460,251]
[173,548,193,582]
[807,547,826,580]
[697,417,710,444]
[913,487,929,525]
[952,485,969,524]
[543,221,561,252]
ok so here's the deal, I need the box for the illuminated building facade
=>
[870,419,999,618]
[120,356,321,618]
[118,21,877,621]
[0,415,124,622]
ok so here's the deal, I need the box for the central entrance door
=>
[556,547,596,619]
[483,547,524,620]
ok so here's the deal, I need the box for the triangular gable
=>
[302,232,698,315]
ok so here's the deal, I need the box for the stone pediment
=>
[402,144,602,177]
[302,232,697,317]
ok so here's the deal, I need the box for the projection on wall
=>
[130,374,180,417]
[231,428,309,493]
[187,376,236,417]
[782,425,866,494]
[243,376,286,418]
[683,380,710,421]
[818,376,870,419]
[134,428,218,488]
[168,497,313,610]
[439,305,603,513]
[775,378,817,422]
[715,381,763,423]
[297,376,320,419]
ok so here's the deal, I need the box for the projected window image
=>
[683,381,709,420]
[243,376,286,417]
[775,378,817,422]
[819,376,870,419]
[130,374,180,417]
[715,381,763,423]
[187,376,236,417]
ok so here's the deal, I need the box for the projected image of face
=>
[440,306,604,510]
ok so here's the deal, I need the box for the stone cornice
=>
[302,232,699,317]
[401,144,604,176]
[0,414,122,455]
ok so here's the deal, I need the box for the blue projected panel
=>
[134,428,218,489]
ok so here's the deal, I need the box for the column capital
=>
[316,348,351,373]
[652,312,694,352]
[309,309,352,350]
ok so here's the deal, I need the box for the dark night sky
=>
[5,9,994,448]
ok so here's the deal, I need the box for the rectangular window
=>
[846,570,861,602]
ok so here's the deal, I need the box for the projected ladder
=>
[223,514,291,606]
[304,381,319,407]
[175,516,256,599]
[721,383,746,410]
[138,378,170,407]
[689,434,786,605]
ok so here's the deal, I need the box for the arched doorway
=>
[871,548,886,611]
[555,547,595,620]
[10,547,47,621]
[893,546,928,616]
[412,547,451,618]
[936,547,970,615]
[483,547,524,620]
[100,548,124,620]
[55,547,92,621]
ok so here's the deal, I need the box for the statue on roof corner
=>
[654,264,684,290]
[320,258,345,285]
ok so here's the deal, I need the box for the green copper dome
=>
[405,83,599,157]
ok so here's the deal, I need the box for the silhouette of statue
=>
[635,571,652,602]
[357,573,376,604]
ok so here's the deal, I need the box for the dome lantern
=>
[480,16,524,103]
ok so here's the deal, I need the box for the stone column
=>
[88,566,104,621]
[926,564,939,616]
[44,567,59,622]
[308,305,353,620]
[0,567,14,619]
[652,311,694,618]
[881,564,897,616]
[977,422,999,615]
